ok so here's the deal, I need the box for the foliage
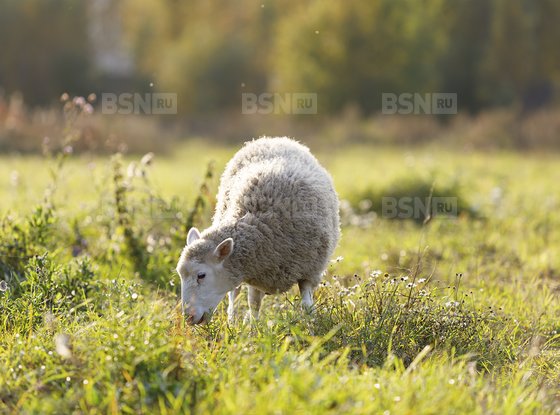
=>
[1,0,559,112]
[0,0,90,106]
[0,141,559,413]
[344,175,477,224]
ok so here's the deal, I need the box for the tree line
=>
[1,0,558,114]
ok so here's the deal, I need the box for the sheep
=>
[176,136,340,324]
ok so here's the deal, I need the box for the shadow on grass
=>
[347,176,477,224]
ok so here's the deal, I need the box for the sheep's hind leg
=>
[227,286,242,323]
[246,286,265,323]
[298,280,315,312]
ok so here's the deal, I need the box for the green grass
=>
[0,141,559,414]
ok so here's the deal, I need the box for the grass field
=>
[0,140,559,414]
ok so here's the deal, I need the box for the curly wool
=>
[188,136,340,294]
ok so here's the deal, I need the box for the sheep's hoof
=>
[301,302,315,314]
[227,312,237,324]
[243,311,259,326]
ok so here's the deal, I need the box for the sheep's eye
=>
[197,272,206,280]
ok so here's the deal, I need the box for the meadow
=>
[0,139,559,414]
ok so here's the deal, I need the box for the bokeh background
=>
[1,2,560,413]
[1,0,559,153]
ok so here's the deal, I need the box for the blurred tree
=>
[438,0,492,113]
[0,0,90,106]
[477,0,560,110]
[477,0,536,107]
[536,0,560,82]
[0,0,558,114]
[122,0,271,113]
[526,0,560,110]
[272,0,449,114]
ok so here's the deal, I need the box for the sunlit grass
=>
[0,141,559,413]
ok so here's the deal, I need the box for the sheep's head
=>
[176,227,235,324]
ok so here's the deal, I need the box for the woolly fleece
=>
[182,136,340,294]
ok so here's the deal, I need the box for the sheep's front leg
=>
[298,280,314,311]
[227,286,242,323]
[247,286,265,321]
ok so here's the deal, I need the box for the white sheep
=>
[176,136,340,324]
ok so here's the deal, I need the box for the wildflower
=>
[73,96,86,107]
[83,103,94,114]
[141,152,155,166]
[55,333,72,359]
[418,278,426,283]
[131,293,138,300]
[370,270,382,278]
[127,162,137,178]
[10,171,19,187]
[401,276,409,281]
[0,280,7,292]
[490,187,503,204]
[358,199,372,211]
[406,283,417,288]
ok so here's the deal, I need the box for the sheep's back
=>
[217,138,339,293]
[214,137,319,222]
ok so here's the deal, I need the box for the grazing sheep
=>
[176,136,340,324]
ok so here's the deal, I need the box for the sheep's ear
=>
[187,227,201,246]
[214,238,234,261]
